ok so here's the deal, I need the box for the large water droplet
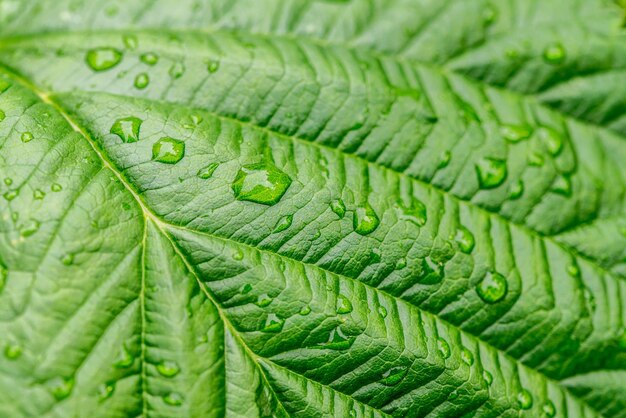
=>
[273,215,293,233]
[4,344,21,360]
[163,392,183,406]
[380,366,408,386]
[475,158,507,189]
[538,127,563,156]
[197,163,219,179]
[111,117,142,143]
[517,389,533,409]
[551,175,572,196]
[261,313,284,333]
[49,377,74,400]
[437,338,451,359]
[134,73,150,89]
[454,226,475,254]
[152,137,185,164]
[3,190,17,201]
[156,360,180,377]
[317,327,355,350]
[500,124,532,142]
[336,294,353,314]
[542,401,556,417]
[232,163,292,206]
[330,199,346,219]
[140,52,159,66]
[86,47,123,71]
[21,132,33,143]
[543,43,566,65]
[353,203,380,235]
[476,272,508,303]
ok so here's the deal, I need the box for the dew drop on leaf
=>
[437,150,451,168]
[528,152,544,167]
[110,117,142,143]
[152,138,185,164]
[51,183,63,192]
[98,382,115,401]
[353,203,380,235]
[517,389,533,409]
[21,132,33,143]
[3,177,11,186]
[261,313,284,333]
[380,366,408,386]
[255,293,273,308]
[169,62,185,79]
[232,163,292,206]
[197,162,219,179]
[123,35,138,50]
[567,261,580,278]
[61,253,74,266]
[140,52,159,65]
[398,197,427,227]
[543,43,566,65]
[336,294,353,314]
[207,59,220,73]
[395,257,407,270]
[476,157,507,189]
[500,124,532,142]
[134,73,150,89]
[113,345,134,368]
[20,220,40,237]
[299,305,311,316]
[86,47,123,71]
[454,226,475,254]
[48,376,74,400]
[482,370,493,385]
[318,326,355,350]
[273,215,293,233]
[461,348,474,365]
[420,256,445,285]
[156,360,180,377]
[437,338,451,359]
[330,199,346,218]
[476,272,508,303]
[551,175,572,196]
[538,127,563,156]
[377,306,388,318]
[4,344,21,360]
[232,250,244,261]
[240,283,253,294]
[163,392,183,406]
[3,190,18,201]
[33,189,45,200]
[508,180,524,199]
[542,400,556,417]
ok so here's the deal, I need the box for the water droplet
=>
[256,293,273,308]
[49,377,74,400]
[528,152,544,166]
[123,35,138,50]
[538,127,563,156]
[0,109,5,122]
[551,175,572,196]
[134,73,150,89]
[475,158,507,189]
[152,137,185,164]
[163,392,183,406]
[4,344,21,360]
[500,124,532,142]
[517,389,533,409]
[299,305,311,315]
[98,382,115,401]
[437,338,451,359]
[454,226,475,254]
[197,163,219,179]
[86,47,123,71]
[20,220,40,237]
[542,401,556,417]
[482,370,493,385]
[438,151,451,168]
[51,183,63,192]
[567,262,580,278]
[156,360,180,377]
[461,348,474,365]
[508,180,524,199]
[273,215,293,233]
[240,283,253,294]
[316,326,355,350]
[169,62,185,79]
[232,163,292,206]
[61,253,74,266]
[3,178,12,186]
[110,117,142,143]
[330,199,346,219]
[140,52,159,66]
[377,306,388,318]
[420,256,445,285]
[381,366,408,386]
[232,250,244,261]
[543,43,566,65]
[336,294,353,314]
[261,313,284,333]
[395,257,407,270]
[476,271,508,303]
[207,59,220,73]
[21,132,33,143]
[353,203,380,235]
[113,345,134,368]
[33,189,45,200]
[398,198,427,227]
[3,190,18,201]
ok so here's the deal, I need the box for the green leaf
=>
[1,1,625,417]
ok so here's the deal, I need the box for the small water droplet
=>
[261,313,284,333]
[110,117,142,143]
[542,400,556,417]
[517,389,533,409]
[169,62,185,79]
[20,220,40,237]
[508,180,524,199]
[482,370,493,385]
[123,35,138,50]
[538,127,563,156]
[163,392,183,406]
[454,226,475,254]
[336,294,353,314]
[33,189,45,200]
[156,360,180,378]
[240,283,253,294]
[380,366,408,386]
[438,151,451,168]
[21,132,33,143]
[4,344,21,360]
[437,338,451,359]
[232,250,244,261]
[197,163,219,179]
[98,382,115,401]
[49,377,74,400]
[3,190,18,201]
[476,157,507,189]
[152,137,185,164]
[377,306,388,318]
[61,253,74,266]
[330,199,346,218]
[500,124,532,142]
[273,215,293,233]
[476,271,508,303]
[134,73,150,89]
[299,305,311,315]
[86,47,123,71]
[528,152,544,166]
[3,178,12,186]
[461,348,474,365]
[420,256,445,285]
[232,163,292,206]
[398,198,427,226]
[51,183,63,192]
[543,43,566,65]
[395,257,407,270]
[567,261,580,278]
[140,52,159,66]
[256,293,273,308]
[317,326,354,350]
[113,345,134,368]
[207,59,220,73]
[353,203,380,235]
[551,175,572,196]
